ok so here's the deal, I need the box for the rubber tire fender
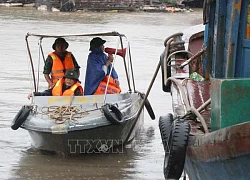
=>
[159,113,174,151]
[141,93,155,120]
[164,119,190,180]
[102,104,124,125]
[11,105,31,130]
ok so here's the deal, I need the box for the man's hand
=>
[48,82,55,89]
[105,54,114,67]
[44,74,54,89]
[27,93,33,100]
[108,54,114,63]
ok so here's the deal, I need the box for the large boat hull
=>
[158,1,250,179]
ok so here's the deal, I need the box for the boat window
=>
[247,1,250,38]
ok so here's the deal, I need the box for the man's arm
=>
[74,88,83,96]
[71,54,81,77]
[110,67,119,86]
[44,74,54,88]
[43,56,54,88]
[34,89,53,96]
[27,89,52,99]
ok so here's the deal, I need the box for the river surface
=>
[0,7,202,180]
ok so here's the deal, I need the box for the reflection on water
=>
[0,7,202,180]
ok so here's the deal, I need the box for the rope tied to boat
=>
[41,105,89,124]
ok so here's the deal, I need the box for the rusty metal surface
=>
[185,80,210,109]
[172,79,210,111]
[187,121,250,161]
[171,79,211,135]
[188,31,204,56]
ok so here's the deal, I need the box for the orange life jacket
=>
[52,78,83,96]
[94,76,121,95]
[49,51,75,83]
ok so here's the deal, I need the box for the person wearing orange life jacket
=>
[84,37,121,95]
[27,70,83,99]
[43,38,80,89]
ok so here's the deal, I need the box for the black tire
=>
[11,106,31,130]
[159,113,174,151]
[103,104,124,124]
[164,119,190,180]
[141,93,155,120]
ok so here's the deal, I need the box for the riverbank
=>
[0,4,194,13]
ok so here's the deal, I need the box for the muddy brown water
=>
[0,7,202,180]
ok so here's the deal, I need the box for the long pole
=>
[124,60,161,143]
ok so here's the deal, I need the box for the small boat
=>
[0,2,23,7]
[182,0,204,8]
[11,31,155,154]
[156,0,250,179]
[23,2,35,7]
[104,10,119,13]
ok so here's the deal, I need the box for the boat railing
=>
[25,32,137,105]
[161,32,210,133]
[162,32,187,84]
[179,47,206,69]
[166,50,194,66]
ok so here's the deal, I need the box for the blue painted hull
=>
[186,154,250,180]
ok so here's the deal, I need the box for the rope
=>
[41,105,89,124]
